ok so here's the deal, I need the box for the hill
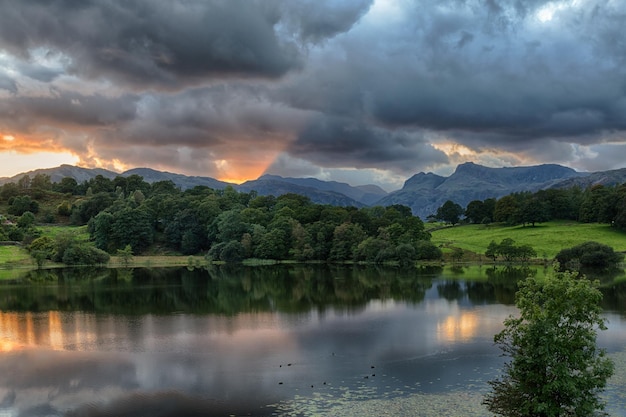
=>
[377,162,587,218]
[431,221,626,259]
[122,167,232,190]
[550,167,626,190]
[242,175,387,205]
[3,162,626,217]
[237,177,365,207]
[0,164,117,185]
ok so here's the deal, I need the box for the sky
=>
[0,0,625,191]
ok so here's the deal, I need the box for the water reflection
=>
[0,265,533,315]
[0,265,623,416]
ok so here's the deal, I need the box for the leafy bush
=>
[57,201,73,217]
[555,241,624,269]
[8,195,39,216]
[29,236,56,260]
[62,244,110,266]
[220,240,246,263]
[415,240,443,260]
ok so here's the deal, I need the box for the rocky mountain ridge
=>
[3,162,626,218]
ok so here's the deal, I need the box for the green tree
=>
[0,182,19,199]
[451,247,464,263]
[31,250,48,269]
[485,240,499,262]
[395,243,417,266]
[518,196,549,227]
[55,177,78,194]
[329,222,366,261]
[110,206,154,253]
[72,192,114,224]
[90,211,114,252]
[17,211,35,229]
[8,195,39,216]
[414,240,443,260]
[498,237,518,262]
[220,240,246,263]
[116,244,134,267]
[17,174,31,190]
[579,185,619,224]
[484,268,613,417]
[465,199,488,224]
[435,200,464,225]
[28,236,56,267]
[494,195,519,224]
[31,173,52,191]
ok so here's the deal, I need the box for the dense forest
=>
[0,173,439,265]
[0,172,625,264]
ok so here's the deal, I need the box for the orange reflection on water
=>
[437,311,479,343]
[0,311,98,352]
[49,311,63,350]
[0,311,24,351]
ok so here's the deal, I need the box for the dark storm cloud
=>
[0,90,138,131]
[1,0,626,181]
[290,116,448,172]
[369,0,626,142]
[0,0,300,88]
[281,0,374,42]
[272,0,626,162]
[114,85,309,148]
[0,0,373,90]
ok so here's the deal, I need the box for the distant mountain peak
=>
[380,162,589,218]
[402,172,446,190]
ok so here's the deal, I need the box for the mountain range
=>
[2,162,626,219]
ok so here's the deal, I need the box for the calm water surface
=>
[0,265,625,416]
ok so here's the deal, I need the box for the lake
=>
[0,265,625,416]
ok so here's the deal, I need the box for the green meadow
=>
[431,221,626,260]
[0,245,31,266]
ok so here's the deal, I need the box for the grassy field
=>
[0,245,32,266]
[431,221,626,259]
[38,225,90,241]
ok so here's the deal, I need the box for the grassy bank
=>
[431,221,626,260]
[2,221,624,272]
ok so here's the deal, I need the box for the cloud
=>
[264,153,407,191]
[570,143,626,172]
[287,116,448,174]
[0,0,625,185]
[0,0,302,89]
[0,0,373,91]
[281,0,374,42]
[0,75,17,94]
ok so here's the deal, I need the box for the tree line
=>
[1,173,441,264]
[1,172,625,264]
[433,183,626,230]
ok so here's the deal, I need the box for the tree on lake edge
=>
[484,267,614,417]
